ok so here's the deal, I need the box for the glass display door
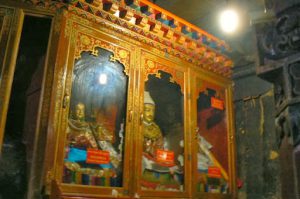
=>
[192,74,235,197]
[62,47,129,188]
[135,51,190,198]
[52,17,135,197]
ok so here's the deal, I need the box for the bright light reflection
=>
[129,17,136,24]
[220,9,239,33]
[99,73,107,85]
[114,10,120,17]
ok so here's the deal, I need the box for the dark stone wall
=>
[233,65,281,199]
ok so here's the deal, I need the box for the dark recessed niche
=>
[0,15,51,199]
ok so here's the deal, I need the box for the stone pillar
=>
[233,64,281,199]
[255,3,300,198]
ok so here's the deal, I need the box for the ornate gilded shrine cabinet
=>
[1,0,236,198]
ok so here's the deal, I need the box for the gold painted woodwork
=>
[74,32,130,75]
[68,3,232,76]
[136,50,190,198]
[49,14,136,198]
[143,56,184,93]
[18,0,233,77]
[190,66,236,199]
[0,1,237,199]
[0,7,23,153]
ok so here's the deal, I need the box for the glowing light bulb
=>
[99,73,107,85]
[220,9,239,33]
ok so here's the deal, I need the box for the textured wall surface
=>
[233,65,281,199]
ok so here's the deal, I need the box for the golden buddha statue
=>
[67,103,98,149]
[64,102,123,186]
[141,92,183,191]
[142,92,163,157]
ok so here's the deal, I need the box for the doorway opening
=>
[0,15,51,198]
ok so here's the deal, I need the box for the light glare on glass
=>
[129,17,136,24]
[99,73,107,85]
[114,10,120,17]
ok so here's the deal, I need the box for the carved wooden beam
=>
[22,0,233,77]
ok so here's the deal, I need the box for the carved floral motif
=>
[256,5,300,61]
[75,32,130,75]
[144,58,184,93]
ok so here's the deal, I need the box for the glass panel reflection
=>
[196,84,229,193]
[63,48,128,187]
[141,71,184,191]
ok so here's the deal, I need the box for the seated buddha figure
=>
[67,102,98,149]
[64,103,122,186]
[66,103,120,167]
[143,92,164,157]
[141,92,183,191]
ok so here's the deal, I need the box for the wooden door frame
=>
[0,1,61,198]
[0,5,23,153]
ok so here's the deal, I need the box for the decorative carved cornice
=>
[22,0,233,77]
[23,0,67,10]
[132,0,230,52]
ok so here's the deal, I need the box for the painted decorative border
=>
[23,0,233,77]
[144,58,184,93]
[75,32,130,75]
